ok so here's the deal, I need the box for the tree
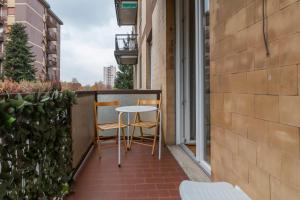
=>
[114,65,133,89]
[4,23,36,82]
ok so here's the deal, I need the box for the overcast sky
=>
[47,0,131,85]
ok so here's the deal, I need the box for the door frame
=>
[195,0,211,174]
[175,0,184,145]
[175,0,211,175]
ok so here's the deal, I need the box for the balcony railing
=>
[72,90,161,168]
[115,0,138,26]
[114,34,138,65]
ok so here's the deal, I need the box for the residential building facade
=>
[0,0,62,81]
[103,65,116,88]
[114,0,300,199]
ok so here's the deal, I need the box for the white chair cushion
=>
[179,181,251,200]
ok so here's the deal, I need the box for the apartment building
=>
[0,0,62,81]
[115,0,300,199]
[103,65,116,88]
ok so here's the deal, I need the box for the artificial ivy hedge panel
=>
[0,90,76,199]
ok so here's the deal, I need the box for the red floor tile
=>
[67,143,188,200]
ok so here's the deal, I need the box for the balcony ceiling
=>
[115,0,138,26]
[114,51,138,65]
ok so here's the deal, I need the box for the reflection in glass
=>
[203,0,211,164]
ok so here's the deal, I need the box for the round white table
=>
[115,106,162,167]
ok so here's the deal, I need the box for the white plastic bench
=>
[179,181,251,200]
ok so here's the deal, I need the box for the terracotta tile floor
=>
[67,143,188,200]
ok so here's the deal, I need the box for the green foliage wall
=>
[0,90,76,199]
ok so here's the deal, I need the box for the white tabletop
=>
[116,105,158,113]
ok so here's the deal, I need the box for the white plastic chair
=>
[179,181,251,200]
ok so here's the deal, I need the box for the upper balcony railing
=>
[115,0,138,26]
[114,34,138,65]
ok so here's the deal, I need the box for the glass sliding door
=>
[185,0,197,156]
[175,0,211,173]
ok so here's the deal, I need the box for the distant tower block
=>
[103,66,117,88]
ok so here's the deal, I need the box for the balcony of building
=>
[47,54,57,67]
[63,90,202,200]
[0,32,4,42]
[47,28,57,41]
[114,34,138,65]
[115,0,138,26]
[47,41,57,54]
[46,14,57,28]
[0,14,6,23]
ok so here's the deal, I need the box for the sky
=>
[47,0,131,85]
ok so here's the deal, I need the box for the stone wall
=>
[210,0,300,199]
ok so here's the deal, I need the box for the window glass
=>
[203,0,211,164]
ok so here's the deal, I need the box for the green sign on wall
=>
[121,1,138,9]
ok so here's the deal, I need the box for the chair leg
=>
[95,135,102,159]
[140,127,144,142]
[122,128,127,152]
[97,140,102,159]
[151,127,158,156]
[129,126,136,150]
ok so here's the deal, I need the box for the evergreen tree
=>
[4,23,36,82]
[114,65,133,89]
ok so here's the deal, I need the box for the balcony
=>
[47,28,57,41]
[47,54,57,67]
[1,89,212,199]
[47,41,57,54]
[66,90,191,199]
[0,15,5,22]
[47,15,57,28]
[0,32,4,42]
[115,0,138,26]
[114,34,138,65]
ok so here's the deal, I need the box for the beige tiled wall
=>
[210,0,300,199]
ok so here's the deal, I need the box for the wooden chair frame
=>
[93,100,127,158]
[129,99,161,155]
